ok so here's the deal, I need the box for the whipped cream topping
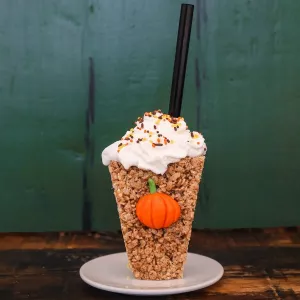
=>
[102,110,207,174]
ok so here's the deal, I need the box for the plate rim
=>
[79,252,224,296]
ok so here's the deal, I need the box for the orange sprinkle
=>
[152,143,155,148]
[130,140,133,143]
[197,142,200,145]
[118,143,128,152]
[164,139,167,145]
[157,138,161,143]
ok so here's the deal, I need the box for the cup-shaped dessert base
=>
[109,156,205,280]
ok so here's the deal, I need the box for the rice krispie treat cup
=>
[102,110,207,280]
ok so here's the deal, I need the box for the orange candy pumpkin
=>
[136,178,181,229]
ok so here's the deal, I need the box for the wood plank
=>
[0,243,299,299]
[1,229,300,250]
[0,230,300,298]
[1,273,287,299]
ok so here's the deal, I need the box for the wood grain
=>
[0,229,300,299]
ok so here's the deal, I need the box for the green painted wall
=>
[0,0,300,231]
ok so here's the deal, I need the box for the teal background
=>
[0,0,300,231]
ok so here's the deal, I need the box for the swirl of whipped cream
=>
[102,110,207,174]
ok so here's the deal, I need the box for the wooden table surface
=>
[0,228,300,299]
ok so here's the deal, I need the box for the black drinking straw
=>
[169,4,194,117]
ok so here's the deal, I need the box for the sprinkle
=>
[144,130,147,133]
[164,139,167,145]
[155,120,160,125]
[154,125,157,129]
[142,138,147,141]
[153,143,163,146]
[158,116,163,120]
[157,131,159,134]
[191,132,194,138]
[117,143,128,152]
[167,139,170,143]
[130,140,133,143]
[158,134,162,137]
[174,127,177,131]
[137,140,140,143]
[157,138,161,143]
[197,142,200,145]
[170,140,174,144]
[118,143,122,147]
[152,143,155,148]
[141,123,144,129]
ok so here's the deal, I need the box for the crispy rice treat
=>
[108,156,205,280]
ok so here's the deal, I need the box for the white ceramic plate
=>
[80,252,224,296]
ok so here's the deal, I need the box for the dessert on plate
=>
[102,109,206,280]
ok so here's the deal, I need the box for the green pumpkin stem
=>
[148,178,157,194]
